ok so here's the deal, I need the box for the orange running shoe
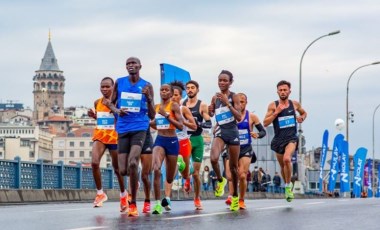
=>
[239,199,246,210]
[120,195,128,212]
[194,198,203,210]
[142,201,151,213]
[184,178,191,193]
[93,193,108,207]
[128,203,139,217]
[225,195,232,206]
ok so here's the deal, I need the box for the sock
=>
[165,196,171,201]
[285,183,289,187]
[218,178,223,183]
[120,191,127,197]
[97,189,103,195]
[145,199,150,203]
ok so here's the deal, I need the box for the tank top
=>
[215,92,237,129]
[92,98,118,144]
[183,99,203,136]
[272,100,297,139]
[116,76,150,133]
[176,106,190,140]
[237,110,251,147]
[155,101,176,130]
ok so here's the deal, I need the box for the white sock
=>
[97,189,103,195]
[120,191,127,197]
[166,196,171,201]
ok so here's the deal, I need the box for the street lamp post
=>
[298,30,340,156]
[345,62,380,143]
[372,104,380,197]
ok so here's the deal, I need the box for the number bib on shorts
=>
[155,114,170,129]
[278,115,295,129]
[120,92,142,112]
[215,107,234,125]
[97,112,115,130]
[238,129,249,145]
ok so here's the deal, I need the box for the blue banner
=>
[367,159,373,197]
[160,63,191,98]
[319,130,329,192]
[377,164,380,198]
[353,147,368,198]
[328,134,344,192]
[339,140,350,193]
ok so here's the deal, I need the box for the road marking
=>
[256,205,290,210]
[35,208,91,213]
[65,227,106,230]
[165,211,230,220]
[305,202,325,205]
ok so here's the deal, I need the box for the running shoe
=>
[120,194,128,212]
[142,201,151,213]
[184,178,191,193]
[161,197,172,211]
[285,182,294,202]
[93,193,108,207]
[215,177,227,197]
[225,195,232,206]
[128,203,139,217]
[152,201,163,214]
[194,198,203,210]
[239,199,246,210]
[177,155,186,172]
[230,196,239,211]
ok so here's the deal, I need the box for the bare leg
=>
[152,146,166,200]
[228,145,240,197]
[192,162,202,199]
[140,153,152,200]
[238,157,251,199]
[91,141,106,190]
[109,149,125,193]
[210,138,225,181]
[128,145,142,203]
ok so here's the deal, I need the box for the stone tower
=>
[33,33,65,121]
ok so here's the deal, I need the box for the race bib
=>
[239,129,249,145]
[155,114,170,129]
[120,92,142,112]
[215,107,234,125]
[278,115,296,129]
[96,112,115,130]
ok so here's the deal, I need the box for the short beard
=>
[188,93,197,99]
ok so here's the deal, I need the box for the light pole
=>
[345,62,380,143]
[298,30,340,156]
[372,104,380,196]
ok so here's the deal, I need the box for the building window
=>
[70,142,74,147]
[70,151,74,157]
[80,151,84,157]
[20,140,30,147]
[59,151,64,157]
[29,152,35,158]
[89,151,92,157]
[80,142,84,147]
[0,152,3,158]
[89,142,93,147]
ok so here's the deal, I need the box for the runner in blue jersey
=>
[263,80,307,202]
[108,57,155,216]
[208,70,242,211]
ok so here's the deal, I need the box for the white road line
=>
[305,202,325,205]
[165,211,230,220]
[256,205,290,210]
[35,208,91,213]
[65,227,106,230]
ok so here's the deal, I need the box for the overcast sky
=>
[1,0,380,157]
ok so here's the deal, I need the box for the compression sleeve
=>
[201,120,212,129]
[255,123,266,138]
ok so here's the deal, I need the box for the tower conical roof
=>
[39,40,60,71]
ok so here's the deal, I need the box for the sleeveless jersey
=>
[215,92,237,129]
[92,98,118,144]
[272,100,297,139]
[155,101,176,130]
[183,99,203,136]
[237,110,251,147]
[116,76,150,133]
[176,105,190,140]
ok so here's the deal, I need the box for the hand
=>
[118,108,128,117]
[274,103,286,116]
[102,98,112,107]
[87,109,96,119]
[215,92,229,105]
[250,132,259,139]
[296,116,304,123]
[208,103,215,114]
[142,86,152,103]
